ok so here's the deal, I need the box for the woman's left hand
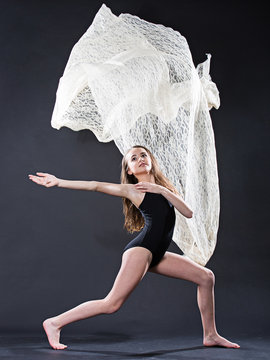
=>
[134,182,163,194]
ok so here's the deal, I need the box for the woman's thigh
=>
[105,247,152,304]
[148,251,210,285]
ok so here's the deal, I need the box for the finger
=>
[36,172,48,176]
[29,175,39,180]
[29,175,40,181]
[31,178,42,185]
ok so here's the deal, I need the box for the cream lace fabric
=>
[51,4,220,266]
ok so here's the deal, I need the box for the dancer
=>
[28,145,240,350]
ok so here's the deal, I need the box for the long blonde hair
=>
[121,145,179,233]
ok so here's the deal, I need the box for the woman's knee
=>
[200,268,215,287]
[102,297,124,314]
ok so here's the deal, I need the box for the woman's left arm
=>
[160,186,193,218]
[134,182,193,218]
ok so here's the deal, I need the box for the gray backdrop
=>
[1,0,269,337]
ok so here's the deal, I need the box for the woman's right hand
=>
[28,172,59,187]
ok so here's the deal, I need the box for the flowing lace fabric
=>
[51,4,220,266]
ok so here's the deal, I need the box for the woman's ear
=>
[125,164,132,176]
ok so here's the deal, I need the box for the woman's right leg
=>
[43,247,152,349]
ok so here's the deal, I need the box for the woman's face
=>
[126,147,152,177]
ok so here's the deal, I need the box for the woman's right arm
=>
[28,172,137,200]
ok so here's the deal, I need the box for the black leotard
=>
[123,191,176,268]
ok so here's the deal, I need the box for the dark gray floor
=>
[0,332,269,360]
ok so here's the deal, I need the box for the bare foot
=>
[43,318,67,350]
[203,333,240,348]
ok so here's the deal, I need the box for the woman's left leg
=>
[148,251,240,348]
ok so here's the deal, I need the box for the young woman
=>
[28,145,240,350]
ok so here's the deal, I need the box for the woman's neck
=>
[135,173,156,183]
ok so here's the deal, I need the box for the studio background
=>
[1,0,269,337]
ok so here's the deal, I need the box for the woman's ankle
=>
[44,317,61,329]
